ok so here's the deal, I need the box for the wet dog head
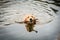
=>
[24,14,36,24]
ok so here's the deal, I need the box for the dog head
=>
[24,14,35,22]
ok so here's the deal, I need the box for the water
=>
[0,0,60,40]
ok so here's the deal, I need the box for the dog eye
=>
[31,16,33,18]
[27,16,29,18]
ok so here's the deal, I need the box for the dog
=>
[24,14,38,33]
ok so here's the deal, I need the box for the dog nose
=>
[30,18,32,22]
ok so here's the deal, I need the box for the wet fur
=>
[24,15,38,33]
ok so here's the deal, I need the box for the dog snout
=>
[30,18,32,22]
